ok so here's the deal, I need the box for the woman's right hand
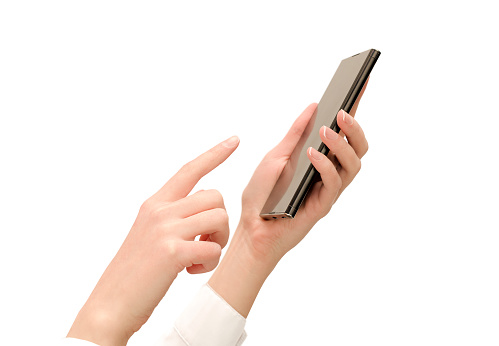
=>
[68,135,239,346]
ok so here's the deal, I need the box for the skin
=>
[67,135,240,346]
[67,79,370,343]
[208,81,370,317]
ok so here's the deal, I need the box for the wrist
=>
[225,225,281,276]
[68,300,132,346]
[208,226,279,318]
[232,220,290,268]
[67,258,178,346]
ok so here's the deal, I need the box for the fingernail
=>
[342,110,354,125]
[223,136,239,148]
[308,147,323,161]
[323,126,338,140]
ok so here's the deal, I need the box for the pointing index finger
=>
[154,136,239,202]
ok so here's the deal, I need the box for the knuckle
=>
[162,241,187,272]
[332,173,342,188]
[206,189,224,205]
[322,204,333,218]
[149,204,165,221]
[209,243,222,257]
[213,208,229,224]
[140,198,155,215]
[162,240,180,259]
[355,159,362,174]
[141,198,173,222]
[213,249,222,262]
[179,161,193,174]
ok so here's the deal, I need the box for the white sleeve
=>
[156,284,247,346]
[59,284,247,346]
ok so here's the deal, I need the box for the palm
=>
[238,80,368,260]
[239,152,333,260]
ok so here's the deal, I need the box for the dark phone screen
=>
[260,50,374,217]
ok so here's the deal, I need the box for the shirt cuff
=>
[58,338,100,346]
[173,283,247,346]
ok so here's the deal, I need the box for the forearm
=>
[67,254,178,346]
[67,302,131,346]
[208,227,278,318]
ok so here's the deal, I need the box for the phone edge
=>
[260,49,381,220]
[287,49,381,218]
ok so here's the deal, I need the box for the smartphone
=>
[260,48,381,220]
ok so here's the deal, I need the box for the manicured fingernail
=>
[342,110,354,125]
[308,147,323,161]
[323,126,338,140]
[223,136,239,148]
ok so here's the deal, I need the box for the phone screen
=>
[260,49,379,219]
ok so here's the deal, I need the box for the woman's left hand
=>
[236,104,369,267]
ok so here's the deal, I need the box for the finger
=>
[167,189,225,218]
[266,103,318,159]
[326,152,341,170]
[349,76,369,117]
[178,241,222,274]
[199,234,210,241]
[320,125,361,179]
[182,208,230,248]
[298,179,323,218]
[153,136,239,202]
[186,263,212,274]
[336,110,369,159]
[242,103,317,209]
[306,147,342,208]
[337,78,369,139]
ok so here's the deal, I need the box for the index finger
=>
[154,136,239,202]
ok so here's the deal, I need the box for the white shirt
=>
[59,284,247,346]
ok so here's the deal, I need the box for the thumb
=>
[242,103,317,209]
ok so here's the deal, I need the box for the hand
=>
[68,136,239,346]
[209,81,369,317]
[238,87,369,266]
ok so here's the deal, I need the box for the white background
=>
[1,1,498,345]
